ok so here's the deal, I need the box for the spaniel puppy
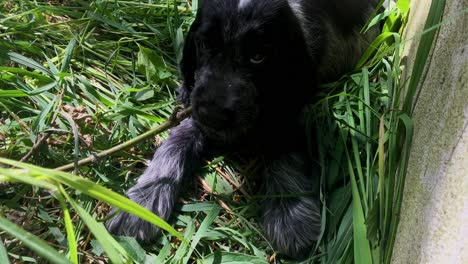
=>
[107,0,379,257]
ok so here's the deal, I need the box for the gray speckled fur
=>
[261,153,321,256]
[106,119,205,241]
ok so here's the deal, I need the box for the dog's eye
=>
[250,53,265,64]
[198,39,207,50]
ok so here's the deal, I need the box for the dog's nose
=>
[195,103,236,128]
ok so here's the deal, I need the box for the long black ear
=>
[177,17,200,107]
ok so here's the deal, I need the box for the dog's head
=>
[179,0,318,142]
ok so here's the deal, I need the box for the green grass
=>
[0,0,442,263]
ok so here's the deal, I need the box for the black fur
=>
[107,0,378,257]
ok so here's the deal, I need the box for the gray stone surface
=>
[391,0,468,263]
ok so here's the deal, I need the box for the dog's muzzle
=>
[190,74,259,142]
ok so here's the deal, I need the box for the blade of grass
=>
[362,68,373,206]
[31,96,56,137]
[65,195,128,264]
[7,52,53,77]
[341,131,372,264]
[200,252,268,264]
[56,187,78,264]
[0,158,184,241]
[0,66,54,83]
[0,169,57,190]
[172,219,196,263]
[0,216,71,264]
[344,85,368,211]
[382,1,445,261]
[384,114,413,263]
[60,37,77,73]
[182,205,221,263]
[403,0,446,114]
[378,115,386,241]
[326,205,353,264]
[0,90,28,97]
[0,239,9,264]
[354,32,399,69]
[60,111,81,174]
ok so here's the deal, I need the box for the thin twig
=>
[20,132,52,162]
[20,85,65,162]
[0,102,30,134]
[55,107,192,171]
[213,166,251,199]
[197,176,234,216]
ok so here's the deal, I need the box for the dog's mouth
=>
[192,111,258,144]
[195,120,242,143]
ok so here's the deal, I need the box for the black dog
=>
[107,0,379,257]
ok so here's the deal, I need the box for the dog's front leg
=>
[260,153,321,258]
[106,118,205,242]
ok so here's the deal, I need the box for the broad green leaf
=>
[396,0,410,14]
[137,45,172,84]
[134,88,155,101]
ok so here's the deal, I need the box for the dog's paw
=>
[262,196,321,258]
[106,208,160,242]
[106,179,178,242]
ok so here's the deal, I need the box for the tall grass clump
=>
[305,0,448,263]
[0,0,445,263]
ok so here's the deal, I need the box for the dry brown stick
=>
[55,107,192,172]
[213,166,251,199]
[197,176,234,215]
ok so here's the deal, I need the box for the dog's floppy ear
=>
[177,16,200,106]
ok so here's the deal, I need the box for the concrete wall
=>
[391,0,468,263]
